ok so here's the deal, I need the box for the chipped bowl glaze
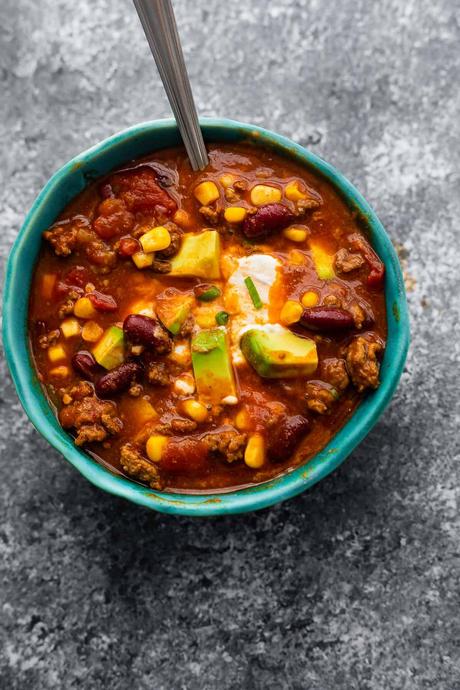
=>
[2,118,409,516]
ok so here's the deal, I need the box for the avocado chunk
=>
[169,230,221,279]
[240,324,318,378]
[92,326,125,370]
[309,238,335,280]
[191,328,236,404]
[155,289,193,336]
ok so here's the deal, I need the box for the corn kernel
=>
[133,399,158,426]
[224,206,247,223]
[301,290,320,307]
[132,251,154,269]
[244,433,266,468]
[181,399,208,423]
[235,409,251,430]
[250,184,282,206]
[146,435,169,463]
[73,296,97,319]
[62,393,73,405]
[285,180,307,202]
[173,209,193,229]
[49,365,70,379]
[140,226,171,253]
[220,173,236,188]
[283,226,308,243]
[81,320,104,343]
[194,181,219,206]
[280,300,303,325]
[48,344,67,363]
[41,273,56,300]
[60,317,81,339]
[174,374,196,396]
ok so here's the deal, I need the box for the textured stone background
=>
[1,0,460,688]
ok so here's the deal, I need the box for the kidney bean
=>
[72,351,101,380]
[242,203,295,239]
[300,306,355,333]
[118,236,140,257]
[123,314,172,354]
[95,360,143,398]
[88,291,118,312]
[268,415,310,462]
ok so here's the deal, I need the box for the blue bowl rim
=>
[2,117,409,516]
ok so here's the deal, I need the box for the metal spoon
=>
[133,0,209,171]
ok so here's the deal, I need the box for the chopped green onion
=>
[196,285,221,302]
[244,276,263,309]
[215,311,229,326]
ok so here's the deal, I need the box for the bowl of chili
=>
[3,118,409,515]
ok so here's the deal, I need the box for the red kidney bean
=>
[268,415,310,462]
[95,360,143,398]
[123,314,172,354]
[242,203,295,239]
[348,233,385,289]
[72,351,101,380]
[88,291,118,312]
[300,307,355,332]
[118,236,140,257]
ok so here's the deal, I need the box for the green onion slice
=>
[215,311,229,326]
[244,276,263,309]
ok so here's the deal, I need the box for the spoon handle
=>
[133,0,209,171]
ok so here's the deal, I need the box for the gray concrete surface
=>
[1,0,460,688]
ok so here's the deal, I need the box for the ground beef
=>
[323,294,343,308]
[346,335,383,392]
[199,206,220,225]
[233,180,247,193]
[84,239,117,268]
[38,329,60,349]
[224,188,239,203]
[146,361,171,386]
[156,224,182,259]
[156,417,198,435]
[297,194,322,212]
[128,383,143,397]
[178,314,195,338]
[203,429,247,463]
[43,224,78,256]
[59,385,122,446]
[151,259,171,274]
[92,198,134,239]
[334,248,365,273]
[321,358,350,392]
[120,443,163,489]
[58,299,76,319]
[304,381,338,414]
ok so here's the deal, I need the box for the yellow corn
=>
[173,209,192,228]
[73,296,97,319]
[182,399,209,423]
[194,181,219,206]
[285,180,307,202]
[301,290,320,307]
[235,408,251,431]
[283,226,308,243]
[244,433,265,469]
[132,251,154,269]
[134,399,158,425]
[220,173,236,188]
[49,365,70,379]
[224,206,247,223]
[250,184,282,206]
[81,320,104,343]
[139,226,171,253]
[60,317,81,339]
[41,273,56,300]
[280,300,303,325]
[146,435,169,463]
[48,344,67,363]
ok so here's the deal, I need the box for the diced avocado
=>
[156,290,193,336]
[169,230,221,279]
[309,238,335,280]
[92,326,124,370]
[191,329,236,404]
[240,325,318,378]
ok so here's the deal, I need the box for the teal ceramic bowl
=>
[3,118,409,516]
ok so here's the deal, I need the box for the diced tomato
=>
[93,198,134,239]
[161,438,209,473]
[118,236,140,257]
[111,169,177,215]
[88,290,118,312]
